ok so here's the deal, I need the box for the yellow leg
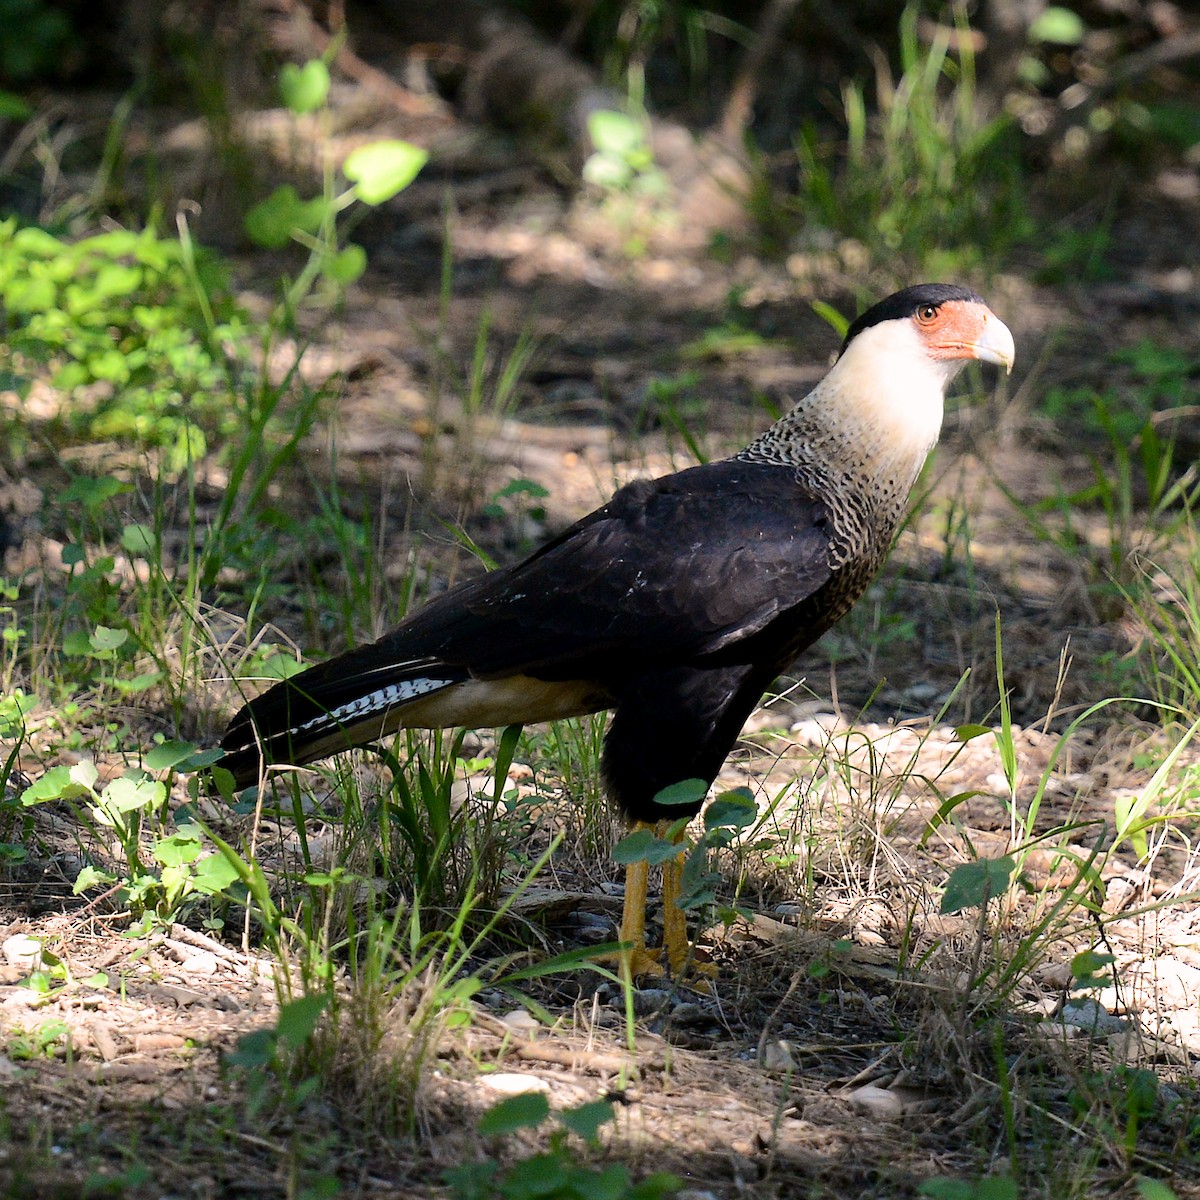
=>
[615,822,669,980]
[608,820,715,983]
[660,849,688,976]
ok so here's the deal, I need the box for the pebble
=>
[479,1072,551,1096]
[496,1009,542,1034]
[846,1084,905,1118]
[2,934,43,970]
[1053,999,1130,1035]
[178,952,219,977]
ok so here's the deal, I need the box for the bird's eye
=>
[917,304,939,324]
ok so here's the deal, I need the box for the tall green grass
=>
[794,5,1029,275]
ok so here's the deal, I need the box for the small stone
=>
[497,1009,542,1034]
[847,1084,904,1118]
[2,935,43,970]
[762,1040,796,1072]
[178,952,219,977]
[480,1073,551,1096]
[133,1033,187,1053]
[1054,999,1130,1036]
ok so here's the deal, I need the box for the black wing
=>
[360,458,836,679]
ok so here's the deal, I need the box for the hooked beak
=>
[972,313,1016,375]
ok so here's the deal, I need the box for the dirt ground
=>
[5,81,1200,1199]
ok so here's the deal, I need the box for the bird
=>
[218,283,1014,979]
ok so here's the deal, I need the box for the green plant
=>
[996,381,1200,623]
[224,994,343,1197]
[1127,544,1200,722]
[918,1174,1018,1200]
[0,220,243,470]
[4,1016,70,1061]
[243,56,426,323]
[611,782,760,965]
[445,1093,680,1200]
[794,5,1029,274]
[20,740,231,926]
[581,109,675,257]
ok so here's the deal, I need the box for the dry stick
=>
[721,0,804,142]
[274,0,444,115]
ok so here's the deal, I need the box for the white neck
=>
[740,317,959,502]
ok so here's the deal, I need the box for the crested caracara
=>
[219,283,1015,977]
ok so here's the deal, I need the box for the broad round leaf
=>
[477,1092,550,1135]
[121,523,155,558]
[324,243,367,284]
[144,740,200,771]
[343,140,428,205]
[245,186,329,250]
[279,60,330,114]
[1029,7,1085,44]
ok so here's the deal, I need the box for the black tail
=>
[218,647,468,789]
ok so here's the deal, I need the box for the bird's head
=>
[837,283,1015,382]
[794,284,1015,493]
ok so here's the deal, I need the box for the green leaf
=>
[254,651,306,680]
[558,1098,614,1142]
[653,778,708,809]
[629,1173,683,1199]
[113,672,163,695]
[1123,1068,1159,1118]
[920,791,984,845]
[1114,791,1150,860]
[175,747,227,772]
[810,299,850,339]
[611,828,682,866]
[89,625,128,653]
[153,830,202,868]
[477,1091,550,1135]
[276,994,328,1050]
[21,763,95,805]
[343,140,428,205]
[228,1028,276,1069]
[324,243,367,284]
[953,724,991,742]
[192,854,240,895]
[120,523,156,558]
[940,856,1016,914]
[73,865,116,893]
[975,1177,1019,1200]
[244,186,329,250]
[576,1164,631,1200]
[587,110,645,157]
[582,153,633,190]
[0,92,33,121]
[279,60,330,114]
[1136,1177,1179,1200]
[918,1181,973,1200]
[61,629,92,657]
[1029,7,1085,44]
[101,775,165,815]
[442,1161,499,1199]
[501,1152,566,1194]
[1069,948,1114,988]
[144,740,199,771]
[703,788,757,832]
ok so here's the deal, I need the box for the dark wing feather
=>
[363,459,836,679]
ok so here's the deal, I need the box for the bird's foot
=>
[599,943,717,988]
